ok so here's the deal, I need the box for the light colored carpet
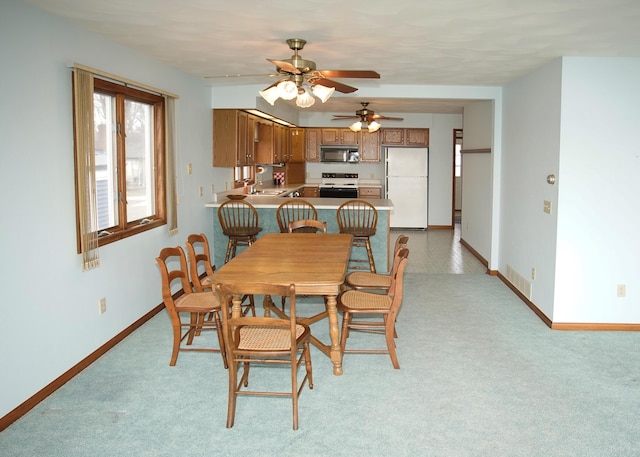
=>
[1,273,639,456]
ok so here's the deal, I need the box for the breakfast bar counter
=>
[205,195,393,272]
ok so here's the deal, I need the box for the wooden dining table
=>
[211,232,353,375]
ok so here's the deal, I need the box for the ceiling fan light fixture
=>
[259,86,279,105]
[349,121,363,132]
[276,80,297,100]
[311,84,335,103]
[368,120,381,133]
[296,89,316,108]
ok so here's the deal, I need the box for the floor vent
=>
[506,264,532,300]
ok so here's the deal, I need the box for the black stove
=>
[319,172,359,198]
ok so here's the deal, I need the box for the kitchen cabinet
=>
[359,187,382,199]
[359,131,380,162]
[213,109,255,167]
[255,121,291,164]
[289,128,305,162]
[302,186,319,198]
[321,128,359,145]
[380,128,429,147]
[305,128,321,162]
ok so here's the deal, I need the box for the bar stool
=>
[336,199,378,273]
[276,199,318,233]
[217,200,262,264]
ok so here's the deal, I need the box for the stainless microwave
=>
[320,147,359,163]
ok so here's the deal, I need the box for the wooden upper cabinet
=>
[254,120,274,164]
[405,128,429,147]
[360,131,380,162]
[213,109,255,167]
[380,128,429,147]
[289,128,305,162]
[321,128,359,145]
[305,128,321,162]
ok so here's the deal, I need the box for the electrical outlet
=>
[99,297,106,314]
[531,268,536,280]
[211,184,215,194]
[187,163,192,174]
[617,284,626,297]
[199,186,203,197]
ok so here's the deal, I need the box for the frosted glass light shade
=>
[296,90,316,108]
[277,80,297,100]
[349,121,362,132]
[311,84,335,103]
[368,121,381,133]
[259,86,279,105]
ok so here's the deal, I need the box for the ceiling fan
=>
[332,102,404,132]
[207,38,380,108]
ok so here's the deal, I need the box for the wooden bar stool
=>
[337,199,378,273]
[276,199,318,233]
[217,200,262,264]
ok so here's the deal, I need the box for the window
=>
[454,129,463,178]
[75,77,166,249]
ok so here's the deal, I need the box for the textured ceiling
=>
[24,0,640,115]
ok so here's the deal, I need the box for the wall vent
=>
[506,264,532,300]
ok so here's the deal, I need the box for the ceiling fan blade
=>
[371,115,404,121]
[204,73,278,79]
[318,70,380,79]
[332,115,360,120]
[313,78,358,94]
[267,58,301,74]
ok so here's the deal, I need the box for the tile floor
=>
[391,224,487,274]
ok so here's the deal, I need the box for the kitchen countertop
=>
[206,195,393,210]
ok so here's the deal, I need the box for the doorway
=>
[452,129,463,226]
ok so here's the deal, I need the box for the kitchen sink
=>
[252,189,287,196]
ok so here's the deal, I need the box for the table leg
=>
[263,294,275,317]
[231,294,242,318]
[325,294,343,376]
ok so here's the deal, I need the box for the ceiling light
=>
[276,80,297,100]
[311,84,335,103]
[258,86,279,105]
[296,88,315,108]
[349,121,362,132]
[368,121,381,133]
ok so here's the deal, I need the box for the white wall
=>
[0,0,224,417]
[501,59,562,318]
[554,57,640,323]
[461,101,495,262]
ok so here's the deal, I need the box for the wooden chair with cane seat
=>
[336,199,378,273]
[288,219,327,233]
[337,248,409,369]
[344,234,409,291]
[215,282,314,430]
[276,199,318,233]
[217,200,262,264]
[185,233,255,318]
[155,246,227,368]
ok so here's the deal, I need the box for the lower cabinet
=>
[359,187,382,199]
[302,186,319,198]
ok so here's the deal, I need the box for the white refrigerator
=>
[385,147,428,228]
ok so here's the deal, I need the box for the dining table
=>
[211,232,353,375]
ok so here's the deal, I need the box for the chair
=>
[217,200,262,264]
[337,248,409,369]
[276,199,318,233]
[344,234,409,291]
[336,199,378,273]
[215,282,313,430]
[288,219,327,233]
[155,246,227,368]
[185,233,255,317]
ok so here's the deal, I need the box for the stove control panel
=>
[321,173,359,179]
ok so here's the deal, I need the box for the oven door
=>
[319,187,358,198]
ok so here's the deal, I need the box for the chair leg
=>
[186,313,198,345]
[365,238,376,273]
[169,318,181,366]
[340,312,351,354]
[226,358,238,428]
[224,238,234,264]
[213,311,228,369]
[304,342,313,389]
[385,319,400,369]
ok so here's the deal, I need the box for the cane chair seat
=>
[276,199,318,233]
[217,200,262,264]
[336,200,378,273]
